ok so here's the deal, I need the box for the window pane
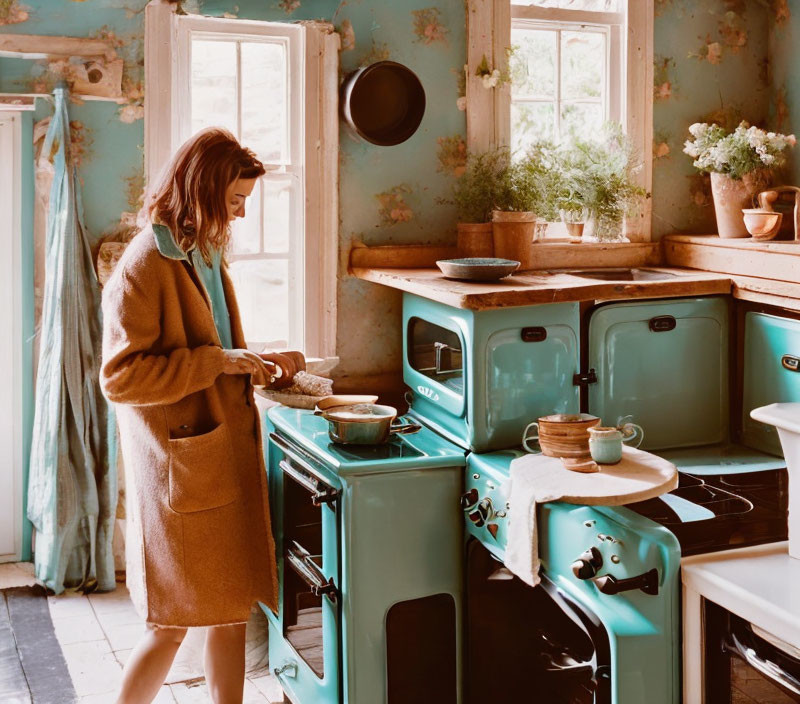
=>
[190,40,237,136]
[513,0,619,10]
[229,258,289,348]
[263,178,291,254]
[511,102,554,151]
[241,41,287,163]
[561,31,604,100]
[561,102,603,140]
[511,28,556,98]
[230,179,262,255]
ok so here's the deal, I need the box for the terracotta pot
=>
[710,171,771,239]
[491,211,539,269]
[457,222,494,258]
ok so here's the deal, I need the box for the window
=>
[145,5,339,357]
[510,1,624,149]
[465,0,652,239]
[183,30,302,350]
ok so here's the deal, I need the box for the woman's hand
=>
[221,349,273,385]
[259,351,305,389]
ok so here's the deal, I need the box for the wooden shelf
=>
[349,240,660,271]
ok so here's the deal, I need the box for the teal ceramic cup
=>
[588,427,624,464]
[588,420,645,464]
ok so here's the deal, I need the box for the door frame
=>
[0,112,24,562]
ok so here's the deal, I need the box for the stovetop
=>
[626,468,788,556]
[267,406,467,475]
[463,449,788,561]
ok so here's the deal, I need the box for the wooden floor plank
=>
[6,586,76,704]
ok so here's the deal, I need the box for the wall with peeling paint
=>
[0,1,146,243]
[769,0,799,185]
[3,0,792,379]
[195,0,468,378]
[0,0,466,380]
[652,0,772,238]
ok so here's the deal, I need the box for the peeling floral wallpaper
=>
[4,0,800,375]
[0,0,147,242]
[652,0,773,237]
[770,1,800,185]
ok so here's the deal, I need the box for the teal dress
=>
[152,223,234,349]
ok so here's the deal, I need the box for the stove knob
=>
[571,546,604,580]
[460,488,479,511]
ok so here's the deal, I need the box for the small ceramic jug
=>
[588,427,624,464]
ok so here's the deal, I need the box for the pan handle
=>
[390,420,422,436]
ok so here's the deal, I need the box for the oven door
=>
[268,432,342,704]
[465,539,611,704]
[705,599,800,703]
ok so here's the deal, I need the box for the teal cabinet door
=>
[588,298,729,451]
[482,323,580,449]
[743,312,800,456]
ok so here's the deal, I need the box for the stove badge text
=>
[417,385,440,402]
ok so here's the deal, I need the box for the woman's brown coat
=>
[100,226,278,627]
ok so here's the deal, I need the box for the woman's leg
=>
[116,625,188,704]
[204,623,247,704]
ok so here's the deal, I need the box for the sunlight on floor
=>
[0,563,285,703]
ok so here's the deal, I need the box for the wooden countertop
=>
[664,234,800,311]
[350,266,732,310]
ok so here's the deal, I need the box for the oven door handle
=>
[286,542,339,601]
[727,631,800,696]
[279,460,339,507]
[270,433,340,506]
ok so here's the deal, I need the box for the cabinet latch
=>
[573,369,598,387]
[782,354,800,372]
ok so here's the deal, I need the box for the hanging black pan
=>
[340,61,426,146]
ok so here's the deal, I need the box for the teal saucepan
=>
[316,403,422,445]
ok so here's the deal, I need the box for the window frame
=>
[466,0,653,241]
[144,0,339,358]
[0,112,24,562]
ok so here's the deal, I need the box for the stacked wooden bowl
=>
[534,414,601,459]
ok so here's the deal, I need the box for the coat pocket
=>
[168,423,238,513]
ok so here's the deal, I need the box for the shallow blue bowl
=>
[436,258,520,282]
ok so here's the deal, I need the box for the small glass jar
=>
[588,426,623,465]
[559,207,588,244]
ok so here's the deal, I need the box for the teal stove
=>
[264,406,466,704]
[403,293,580,452]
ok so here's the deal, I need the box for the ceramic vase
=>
[710,171,770,239]
[457,222,494,258]
[491,211,539,269]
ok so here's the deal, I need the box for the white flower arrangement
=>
[683,121,796,180]
[474,55,506,90]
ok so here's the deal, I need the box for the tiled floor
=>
[0,563,285,704]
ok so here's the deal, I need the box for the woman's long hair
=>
[144,127,266,261]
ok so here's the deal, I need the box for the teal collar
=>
[152,223,189,261]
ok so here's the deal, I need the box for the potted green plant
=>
[557,125,648,242]
[539,152,588,243]
[450,147,509,257]
[491,144,553,266]
[683,121,796,238]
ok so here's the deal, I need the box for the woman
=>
[101,128,299,704]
